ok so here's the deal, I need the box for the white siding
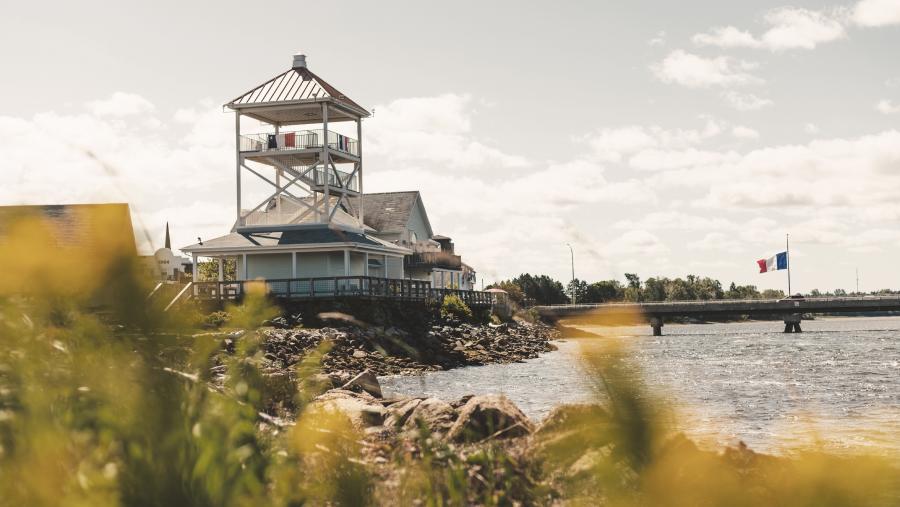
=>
[246,253,292,280]
[349,252,366,276]
[385,256,404,279]
[406,199,432,242]
[296,252,329,278]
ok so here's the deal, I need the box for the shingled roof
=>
[344,191,433,236]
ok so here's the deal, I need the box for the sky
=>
[1,0,899,292]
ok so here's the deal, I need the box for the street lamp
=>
[566,243,575,304]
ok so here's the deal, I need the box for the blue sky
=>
[1,0,899,292]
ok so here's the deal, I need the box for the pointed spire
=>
[164,222,171,250]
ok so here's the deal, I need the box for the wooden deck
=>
[191,276,494,307]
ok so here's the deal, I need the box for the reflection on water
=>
[380,317,900,454]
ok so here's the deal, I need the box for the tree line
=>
[488,273,898,306]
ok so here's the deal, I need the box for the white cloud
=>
[876,99,900,114]
[648,30,667,46]
[366,94,528,171]
[689,232,743,252]
[692,26,762,48]
[584,118,724,162]
[0,94,235,254]
[606,230,669,256]
[722,91,773,111]
[85,92,155,117]
[628,148,740,171]
[651,50,762,88]
[731,125,760,139]
[853,0,900,26]
[694,7,846,52]
[804,123,821,134]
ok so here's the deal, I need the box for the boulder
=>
[309,389,386,429]
[447,395,534,443]
[402,397,457,436]
[340,369,383,398]
[384,397,422,429]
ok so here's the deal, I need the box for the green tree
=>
[584,280,624,303]
[512,273,569,305]
[642,277,668,302]
[197,258,237,281]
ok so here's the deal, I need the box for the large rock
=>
[384,398,422,429]
[308,389,386,429]
[402,397,457,436]
[340,369,382,398]
[447,394,534,443]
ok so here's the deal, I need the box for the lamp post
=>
[566,243,575,304]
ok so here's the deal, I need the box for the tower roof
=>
[226,54,369,124]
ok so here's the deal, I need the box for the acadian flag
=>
[757,251,788,273]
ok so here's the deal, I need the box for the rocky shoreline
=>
[259,319,559,378]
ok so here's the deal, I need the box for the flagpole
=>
[786,233,792,296]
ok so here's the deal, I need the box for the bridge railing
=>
[538,295,900,310]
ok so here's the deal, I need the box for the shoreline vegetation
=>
[1,217,898,505]
[490,272,900,307]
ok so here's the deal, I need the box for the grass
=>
[0,209,897,506]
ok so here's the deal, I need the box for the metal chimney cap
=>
[292,54,307,68]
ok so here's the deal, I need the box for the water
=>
[379,316,900,454]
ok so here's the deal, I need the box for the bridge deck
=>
[538,296,900,318]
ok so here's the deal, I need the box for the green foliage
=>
[510,274,568,305]
[485,280,525,305]
[440,294,473,321]
[202,310,231,328]
[197,258,237,281]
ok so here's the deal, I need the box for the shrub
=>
[440,294,472,322]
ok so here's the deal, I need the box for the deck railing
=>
[239,129,359,157]
[192,276,493,307]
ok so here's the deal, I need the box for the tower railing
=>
[239,129,359,157]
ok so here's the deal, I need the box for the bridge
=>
[536,296,900,335]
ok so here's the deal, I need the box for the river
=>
[379,316,900,455]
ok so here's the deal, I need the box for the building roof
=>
[0,203,136,255]
[182,226,408,254]
[345,191,433,236]
[226,58,369,122]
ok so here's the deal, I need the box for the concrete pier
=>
[783,314,802,333]
[650,316,664,336]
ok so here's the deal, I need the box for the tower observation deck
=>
[227,54,370,232]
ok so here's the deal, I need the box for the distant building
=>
[140,222,192,281]
[0,203,136,255]
[181,54,476,290]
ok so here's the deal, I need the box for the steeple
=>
[164,222,171,250]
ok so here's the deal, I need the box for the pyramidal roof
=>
[226,54,369,118]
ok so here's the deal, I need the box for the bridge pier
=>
[649,317,664,336]
[783,314,802,333]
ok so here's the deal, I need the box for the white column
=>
[364,252,369,276]
[192,253,199,296]
[383,254,388,279]
[242,253,248,280]
[291,251,297,278]
[357,117,364,227]
[235,112,242,226]
[321,103,330,222]
[344,249,350,276]
[217,257,224,282]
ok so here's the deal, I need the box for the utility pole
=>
[856,268,859,295]
[566,243,576,304]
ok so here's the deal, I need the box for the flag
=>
[757,251,788,273]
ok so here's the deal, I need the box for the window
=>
[410,231,418,243]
